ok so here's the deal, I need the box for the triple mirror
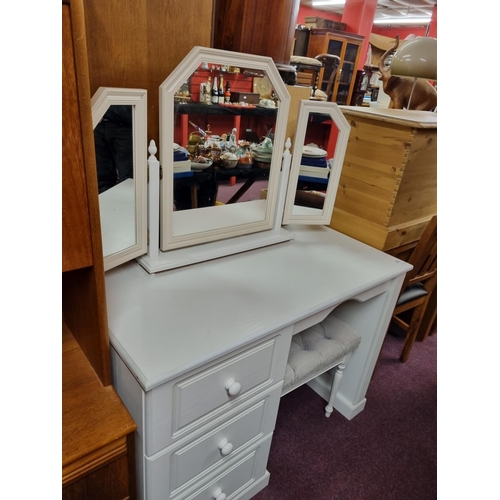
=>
[159,46,291,252]
[91,87,148,271]
[282,99,350,225]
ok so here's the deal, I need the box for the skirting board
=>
[307,372,366,420]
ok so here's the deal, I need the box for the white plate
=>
[253,147,273,154]
[302,145,327,157]
[191,160,213,171]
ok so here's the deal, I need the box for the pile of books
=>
[298,145,329,181]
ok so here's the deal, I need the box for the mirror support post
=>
[274,138,292,231]
[146,140,160,260]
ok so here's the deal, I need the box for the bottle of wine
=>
[218,76,225,104]
[224,80,231,103]
[211,77,219,105]
[205,76,212,105]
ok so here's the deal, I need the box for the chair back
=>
[402,216,437,292]
[314,54,341,101]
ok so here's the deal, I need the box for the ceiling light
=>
[373,17,431,25]
[312,0,346,6]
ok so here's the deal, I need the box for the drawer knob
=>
[225,378,242,396]
[218,438,234,456]
[213,488,227,500]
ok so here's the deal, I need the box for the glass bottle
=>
[211,77,219,105]
[224,80,231,103]
[218,76,225,104]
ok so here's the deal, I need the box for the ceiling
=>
[299,0,436,27]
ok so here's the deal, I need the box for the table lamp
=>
[390,36,437,109]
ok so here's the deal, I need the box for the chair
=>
[289,55,323,94]
[314,54,341,102]
[392,216,437,362]
[282,314,361,417]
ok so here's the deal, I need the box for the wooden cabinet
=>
[306,28,364,106]
[213,0,300,65]
[62,0,137,497]
[329,107,437,252]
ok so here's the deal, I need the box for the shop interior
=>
[62,1,442,499]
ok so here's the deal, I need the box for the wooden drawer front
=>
[145,388,280,499]
[143,328,293,456]
[183,435,272,500]
[173,339,276,432]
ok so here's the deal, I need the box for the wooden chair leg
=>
[325,353,351,417]
[400,300,428,362]
[417,286,437,342]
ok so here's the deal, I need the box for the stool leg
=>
[325,354,351,417]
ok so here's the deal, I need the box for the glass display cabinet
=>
[306,28,364,105]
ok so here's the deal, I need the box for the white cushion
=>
[283,315,361,391]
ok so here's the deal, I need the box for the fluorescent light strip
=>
[312,0,346,6]
[373,17,431,25]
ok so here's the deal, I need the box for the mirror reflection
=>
[160,46,291,253]
[172,65,279,214]
[293,112,339,214]
[95,105,134,194]
[95,104,136,257]
[282,99,350,225]
[91,87,148,271]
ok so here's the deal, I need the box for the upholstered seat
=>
[283,315,361,417]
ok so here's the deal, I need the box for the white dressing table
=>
[105,224,411,500]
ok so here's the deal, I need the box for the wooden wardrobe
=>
[62,0,137,498]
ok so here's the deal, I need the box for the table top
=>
[98,179,136,257]
[105,225,411,391]
[339,106,437,128]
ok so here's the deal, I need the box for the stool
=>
[282,314,361,417]
[290,55,323,94]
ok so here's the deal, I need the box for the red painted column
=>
[341,0,378,70]
[428,5,437,38]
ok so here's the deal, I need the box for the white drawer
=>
[144,328,292,456]
[145,387,280,499]
[181,435,272,500]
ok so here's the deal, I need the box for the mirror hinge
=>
[147,229,150,245]
[160,165,163,180]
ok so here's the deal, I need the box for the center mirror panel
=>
[282,100,350,225]
[159,47,290,251]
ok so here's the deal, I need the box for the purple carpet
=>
[253,329,437,500]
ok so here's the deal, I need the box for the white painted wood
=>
[136,227,294,274]
[282,100,350,225]
[159,46,291,257]
[98,179,136,256]
[172,338,276,431]
[106,226,410,394]
[106,225,411,498]
[325,353,351,418]
[91,87,148,271]
[146,140,160,259]
[145,391,279,500]
[178,436,272,500]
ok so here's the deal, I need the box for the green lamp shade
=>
[390,37,437,80]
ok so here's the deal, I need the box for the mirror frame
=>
[159,46,291,252]
[91,87,148,271]
[282,100,350,225]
